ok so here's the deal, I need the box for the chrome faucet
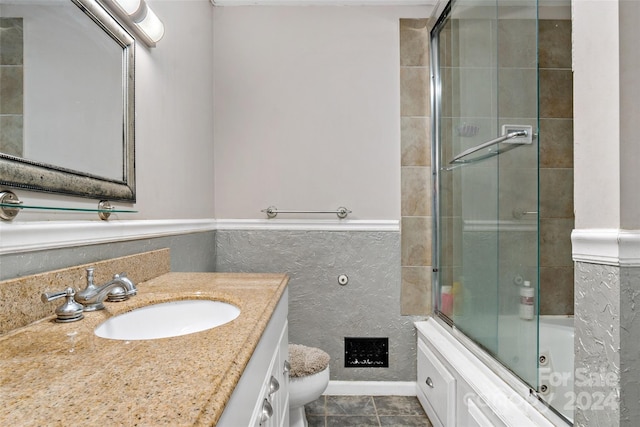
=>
[75,267,137,311]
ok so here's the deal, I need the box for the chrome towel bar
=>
[450,130,527,164]
[261,206,351,219]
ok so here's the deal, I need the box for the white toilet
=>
[288,344,330,427]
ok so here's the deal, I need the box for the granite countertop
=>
[0,272,289,426]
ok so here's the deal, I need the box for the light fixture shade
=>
[113,0,142,16]
[135,5,164,43]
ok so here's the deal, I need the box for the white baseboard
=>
[324,381,417,396]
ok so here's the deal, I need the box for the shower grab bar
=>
[450,130,527,164]
[261,206,351,219]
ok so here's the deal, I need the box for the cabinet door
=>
[417,340,456,426]
[466,399,494,427]
[457,381,508,427]
[278,322,289,427]
[261,321,288,427]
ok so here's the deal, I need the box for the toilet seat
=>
[288,344,330,427]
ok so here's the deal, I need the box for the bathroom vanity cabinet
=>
[416,319,565,427]
[0,272,289,426]
[218,287,289,427]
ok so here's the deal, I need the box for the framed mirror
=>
[0,0,135,201]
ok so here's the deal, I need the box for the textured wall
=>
[215,229,418,382]
[620,267,640,425]
[0,231,216,281]
[574,261,620,426]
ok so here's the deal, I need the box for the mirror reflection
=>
[0,0,135,201]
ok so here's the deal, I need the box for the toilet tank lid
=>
[288,344,330,377]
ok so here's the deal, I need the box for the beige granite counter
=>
[0,272,289,426]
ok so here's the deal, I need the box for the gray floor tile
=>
[326,416,381,427]
[373,396,427,416]
[307,415,326,427]
[379,415,433,426]
[325,396,376,416]
[306,396,326,415]
[303,395,433,426]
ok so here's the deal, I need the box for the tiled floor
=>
[304,395,433,427]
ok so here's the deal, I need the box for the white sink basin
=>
[94,300,240,340]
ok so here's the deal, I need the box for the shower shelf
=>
[0,191,136,221]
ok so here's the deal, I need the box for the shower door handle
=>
[450,129,528,164]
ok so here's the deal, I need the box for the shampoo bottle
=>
[452,280,463,315]
[519,280,534,320]
[441,285,453,317]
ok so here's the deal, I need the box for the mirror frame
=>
[0,0,136,202]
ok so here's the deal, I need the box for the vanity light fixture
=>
[101,0,165,47]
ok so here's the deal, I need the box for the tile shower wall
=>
[538,19,574,315]
[0,18,23,156]
[400,19,431,316]
[216,230,417,382]
[411,18,574,317]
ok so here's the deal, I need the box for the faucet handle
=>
[105,272,136,302]
[41,287,84,323]
[104,272,137,302]
[86,267,95,285]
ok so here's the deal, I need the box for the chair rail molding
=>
[0,219,217,255]
[211,0,435,5]
[572,228,640,267]
[0,219,399,255]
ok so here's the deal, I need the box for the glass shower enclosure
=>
[431,0,540,390]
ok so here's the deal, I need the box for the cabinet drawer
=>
[417,340,456,426]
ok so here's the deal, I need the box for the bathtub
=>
[416,317,571,426]
[538,315,574,423]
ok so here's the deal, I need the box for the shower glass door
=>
[432,0,539,388]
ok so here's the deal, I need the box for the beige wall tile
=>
[401,167,430,216]
[498,166,538,220]
[438,21,452,68]
[498,19,537,68]
[540,266,574,315]
[401,216,431,267]
[452,67,497,118]
[0,115,22,156]
[0,18,23,66]
[452,18,495,68]
[400,19,429,67]
[498,68,538,119]
[401,266,432,315]
[540,218,574,267]
[400,66,430,117]
[538,20,572,69]
[540,168,574,219]
[539,69,573,118]
[0,66,23,114]
[401,117,430,166]
[540,119,573,168]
